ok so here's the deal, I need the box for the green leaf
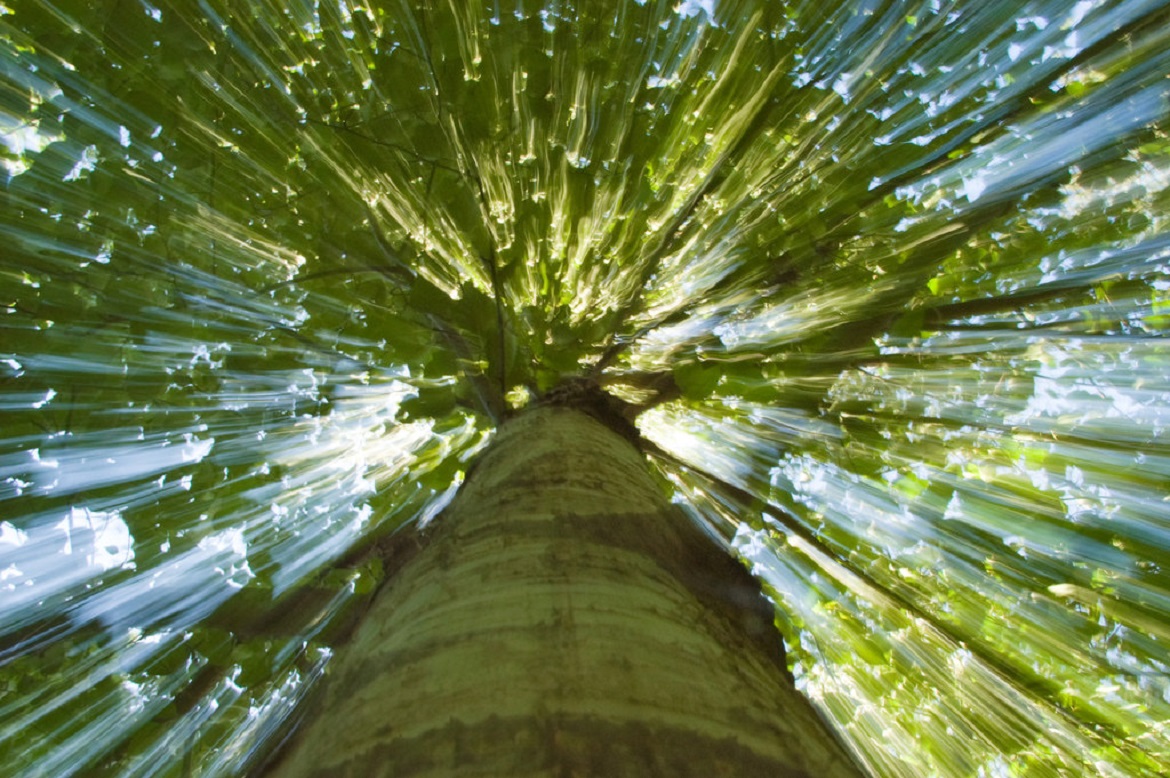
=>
[673,360,722,400]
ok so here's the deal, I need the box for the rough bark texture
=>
[265,406,864,777]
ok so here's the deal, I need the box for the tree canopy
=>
[2,0,1169,775]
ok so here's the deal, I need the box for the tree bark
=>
[265,406,864,777]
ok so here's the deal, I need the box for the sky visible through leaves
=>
[1,0,1169,775]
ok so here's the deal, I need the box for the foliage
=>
[1,0,1168,775]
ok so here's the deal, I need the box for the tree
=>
[1,1,1169,776]
[265,399,863,776]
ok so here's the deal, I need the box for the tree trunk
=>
[265,406,864,777]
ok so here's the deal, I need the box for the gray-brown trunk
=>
[265,405,864,777]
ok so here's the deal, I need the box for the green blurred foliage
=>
[2,0,1169,776]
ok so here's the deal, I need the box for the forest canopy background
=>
[2,1,1169,776]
